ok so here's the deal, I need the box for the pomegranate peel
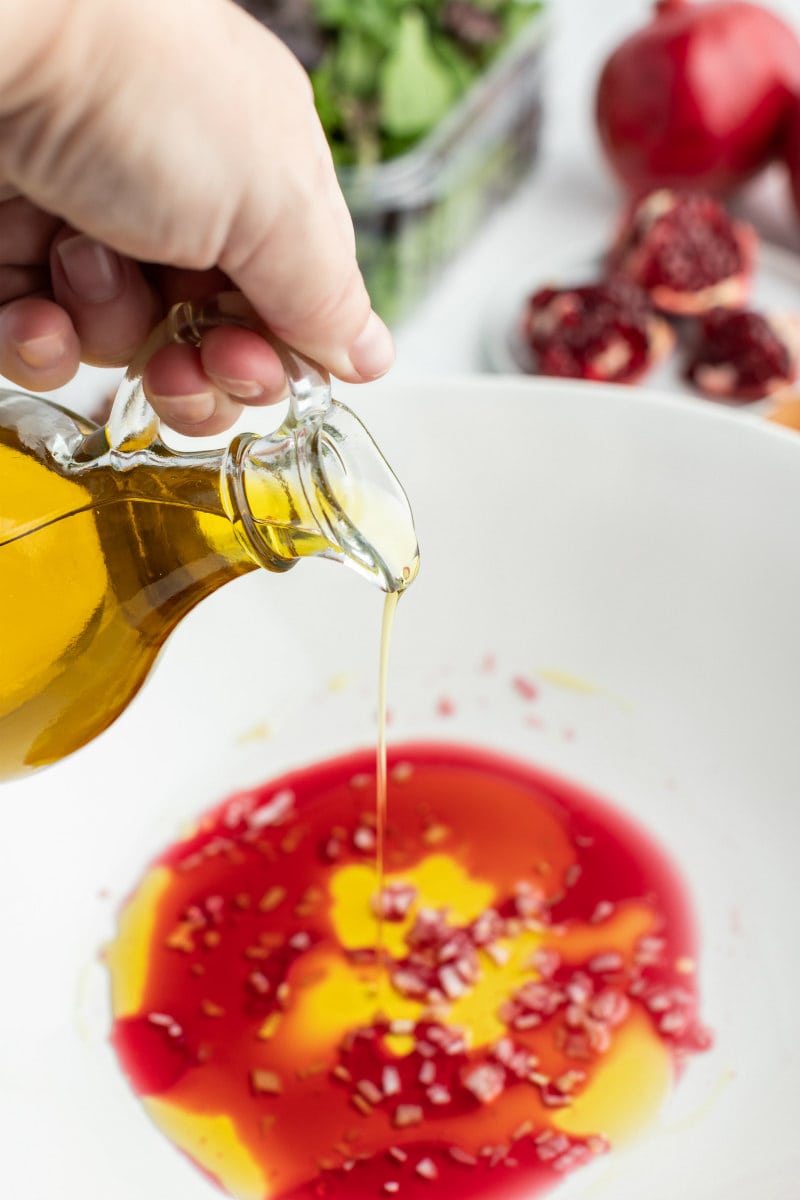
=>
[784,92,800,223]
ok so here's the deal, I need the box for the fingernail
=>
[348,311,395,379]
[149,392,217,426]
[57,234,124,303]
[209,375,265,400]
[16,332,67,369]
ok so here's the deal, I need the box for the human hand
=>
[0,0,394,436]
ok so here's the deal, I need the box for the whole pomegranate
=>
[596,0,800,197]
[786,92,800,221]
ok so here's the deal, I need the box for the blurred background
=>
[56,1,800,417]
[238,2,800,369]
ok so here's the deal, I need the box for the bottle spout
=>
[305,399,420,593]
[234,399,419,594]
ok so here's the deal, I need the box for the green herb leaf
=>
[380,9,457,140]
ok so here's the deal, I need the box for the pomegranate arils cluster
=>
[391,908,482,1004]
[519,186,800,401]
[609,190,755,315]
[686,309,800,400]
[523,278,673,385]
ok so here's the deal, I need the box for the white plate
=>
[483,241,800,415]
[2,377,799,1199]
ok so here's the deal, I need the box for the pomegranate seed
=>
[486,1145,509,1168]
[586,1022,612,1053]
[425,1025,467,1055]
[461,1062,506,1104]
[422,823,449,846]
[659,1010,691,1036]
[635,935,665,964]
[393,1105,424,1129]
[564,864,582,888]
[247,971,270,996]
[554,1069,586,1094]
[513,675,538,700]
[541,1085,572,1108]
[249,789,294,829]
[565,974,592,1005]
[391,966,428,999]
[510,882,544,918]
[588,952,624,974]
[373,882,417,921]
[590,989,629,1026]
[561,1032,592,1060]
[418,1060,437,1086]
[415,1158,438,1181]
[590,900,614,923]
[258,886,287,913]
[530,947,561,978]
[515,979,563,1015]
[485,943,511,966]
[356,1079,383,1105]
[553,1144,592,1173]
[200,999,225,1018]
[449,1147,478,1166]
[381,1066,401,1097]
[470,908,505,946]
[321,836,343,862]
[389,1019,415,1036]
[250,1068,282,1095]
[535,1132,571,1161]
[147,1012,175,1028]
[438,964,469,999]
[512,1012,542,1031]
[646,990,672,1013]
[353,826,376,853]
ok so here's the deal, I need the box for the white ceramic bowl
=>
[2,377,799,1200]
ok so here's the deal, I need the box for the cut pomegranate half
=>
[685,309,800,402]
[608,190,756,316]
[520,278,674,385]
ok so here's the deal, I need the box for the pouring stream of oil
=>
[373,590,400,998]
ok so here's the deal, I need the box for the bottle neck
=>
[222,431,323,573]
[225,403,420,594]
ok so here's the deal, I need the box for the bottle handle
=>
[106,292,331,453]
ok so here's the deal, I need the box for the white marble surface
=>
[393,0,800,375]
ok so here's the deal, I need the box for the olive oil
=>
[373,589,400,987]
[0,392,418,780]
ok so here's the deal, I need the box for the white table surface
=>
[394,0,800,375]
